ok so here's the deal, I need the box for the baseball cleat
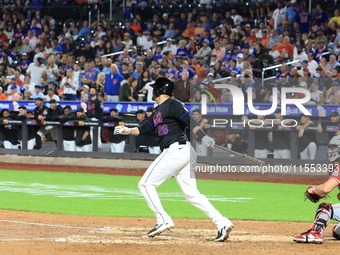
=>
[214,223,234,242]
[293,231,323,244]
[147,222,174,237]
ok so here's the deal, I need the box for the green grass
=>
[0,169,337,222]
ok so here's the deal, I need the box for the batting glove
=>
[202,135,215,148]
[114,126,131,135]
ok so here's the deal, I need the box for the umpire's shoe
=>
[214,221,234,242]
[147,222,174,237]
[293,230,323,244]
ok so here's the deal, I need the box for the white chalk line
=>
[0,220,107,230]
[0,238,57,242]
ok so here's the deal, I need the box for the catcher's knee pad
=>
[332,226,340,240]
[317,202,333,213]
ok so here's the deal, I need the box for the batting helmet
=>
[150,77,175,97]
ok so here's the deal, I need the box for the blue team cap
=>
[234,46,241,50]
[11,85,17,89]
[223,56,230,61]
[302,60,308,63]
[242,45,250,49]
[231,70,239,74]
[35,85,43,90]
[249,54,256,58]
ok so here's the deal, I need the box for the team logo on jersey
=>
[78,121,84,126]
[3,119,8,124]
[153,112,163,126]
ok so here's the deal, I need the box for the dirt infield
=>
[0,162,337,254]
[1,210,340,255]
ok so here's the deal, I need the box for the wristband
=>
[196,128,207,140]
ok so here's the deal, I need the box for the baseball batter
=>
[114,77,233,241]
[294,135,340,244]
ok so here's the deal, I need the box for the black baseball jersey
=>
[33,105,49,119]
[272,129,291,150]
[101,115,125,143]
[298,128,318,152]
[75,116,91,146]
[14,114,36,140]
[60,113,76,141]
[0,114,19,145]
[87,98,103,119]
[46,105,64,121]
[138,98,200,151]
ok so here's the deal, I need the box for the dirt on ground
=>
[0,162,336,254]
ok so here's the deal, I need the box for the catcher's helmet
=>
[150,77,175,97]
[327,135,340,162]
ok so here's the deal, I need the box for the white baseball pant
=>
[63,140,76,151]
[255,149,268,159]
[38,126,57,140]
[76,144,92,152]
[138,142,230,229]
[300,142,317,160]
[3,141,19,149]
[148,146,161,154]
[19,139,36,150]
[196,142,208,156]
[332,204,340,236]
[274,149,291,159]
[111,141,126,153]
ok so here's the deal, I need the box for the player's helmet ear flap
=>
[150,77,175,97]
[327,135,340,162]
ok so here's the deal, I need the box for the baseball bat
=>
[214,144,266,166]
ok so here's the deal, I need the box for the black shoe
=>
[214,224,234,242]
[147,222,174,237]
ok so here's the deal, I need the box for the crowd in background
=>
[0,0,339,105]
[0,0,339,157]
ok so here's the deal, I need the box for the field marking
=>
[0,238,57,241]
[0,220,103,230]
[0,181,254,202]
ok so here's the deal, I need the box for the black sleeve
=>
[138,116,155,135]
[60,113,76,122]
[14,114,27,120]
[169,99,200,132]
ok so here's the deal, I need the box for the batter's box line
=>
[0,219,104,230]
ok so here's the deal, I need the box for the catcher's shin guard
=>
[310,202,333,234]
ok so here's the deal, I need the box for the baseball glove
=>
[304,186,327,203]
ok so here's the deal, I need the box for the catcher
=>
[294,135,340,244]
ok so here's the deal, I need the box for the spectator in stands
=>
[45,56,59,84]
[26,57,45,85]
[310,82,323,103]
[326,54,340,74]
[7,85,20,100]
[44,88,60,102]
[60,68,78,101]
[104,64,124,102]
[31,84,44,100]
[23,74,35,94]
[272,108,291,159]
[78,61,94,90]
[195,39,211,58]
[0,87,6,100]
[119,74,136,102]
[174,70,191,102]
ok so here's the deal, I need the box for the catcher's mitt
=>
[305,186,327,203]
